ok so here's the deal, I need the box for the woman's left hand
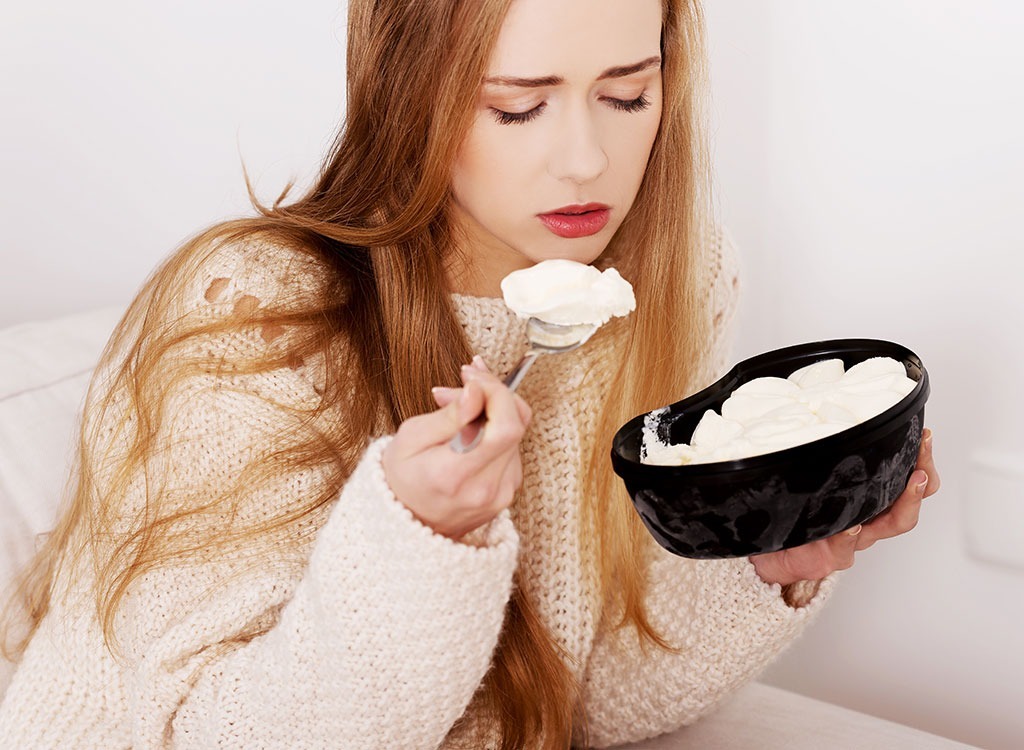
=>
[750,427,940,587]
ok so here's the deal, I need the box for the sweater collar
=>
[450,293,530,377]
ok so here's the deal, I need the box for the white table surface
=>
[621,682,978,750]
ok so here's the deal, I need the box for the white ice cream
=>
[500,259,636,326]
[641,357,917,466]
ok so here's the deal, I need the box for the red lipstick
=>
[538,203,611,239]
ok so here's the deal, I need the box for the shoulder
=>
[159,228,337,325]
[693,224,742,386]
[107,226,344,369]
[90,226,347,419]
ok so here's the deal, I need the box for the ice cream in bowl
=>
[611,339,931,559]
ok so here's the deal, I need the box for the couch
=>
[0,308,974,748]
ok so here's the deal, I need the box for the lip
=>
[538,203,611,239]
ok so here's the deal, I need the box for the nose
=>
[548,102,609,185]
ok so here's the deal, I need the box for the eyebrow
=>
[483,55,662,88]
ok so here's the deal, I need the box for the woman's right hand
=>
[381,357,532,540]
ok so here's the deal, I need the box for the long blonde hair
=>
[2,1,713,747]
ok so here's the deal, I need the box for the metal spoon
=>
[449,317,599,453]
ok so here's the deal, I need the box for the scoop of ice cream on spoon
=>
[500,259,635,326]
[450,260,635,453]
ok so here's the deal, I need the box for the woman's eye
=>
[490,103,546,126]
[488,92,651,125]
[604,93,652,113]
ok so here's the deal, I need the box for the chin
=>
[527,238,611,266]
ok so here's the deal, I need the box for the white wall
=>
[3,1,1022,748]
[0,1,347,325]
[706,2,1024,748]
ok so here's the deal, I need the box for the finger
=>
[446,361,503,451]
[856,470,927,550]
[775,541,835,583]
[461,366,528,449]
[434,384,529,431]
[460,366,522,422]
[823,523,861,571]
[441,434,524,519]
[396,380,485,454]
[431,386,461,409]
[462,445,524,510]
[476,384,528,451]
[465,357,533,425]
[460,362,502,388]
[917,428,941,498]
[457,379,489,423]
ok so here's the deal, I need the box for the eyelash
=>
[490,92,652,126]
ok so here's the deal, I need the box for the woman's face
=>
[448,0,664,295]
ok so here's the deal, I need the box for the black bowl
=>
[611,339,930,559]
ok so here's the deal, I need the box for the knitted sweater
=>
[0,230,834,749]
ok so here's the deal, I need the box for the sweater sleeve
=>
[127,438,519,749]
[80,240,519,748]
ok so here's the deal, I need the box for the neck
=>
[445,205,533,298]
[447,255,538,298]
[445,259,504,298]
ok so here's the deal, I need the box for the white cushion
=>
[622,681,977,749]
[0,306,121,695]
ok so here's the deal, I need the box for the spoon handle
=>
[448,349,540,453]
[502,349,540,391]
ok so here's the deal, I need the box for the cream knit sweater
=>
[0,230,833,749]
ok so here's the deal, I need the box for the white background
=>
[2,2,1022,747]
[705,3,1023,749]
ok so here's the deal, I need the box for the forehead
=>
[489,0,663,78]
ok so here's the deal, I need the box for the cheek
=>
[452,137,499,216]
[606,112,660,187]
[632,105,662,167]
[452,125,534,213]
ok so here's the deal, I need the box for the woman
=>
[0,0,939,747]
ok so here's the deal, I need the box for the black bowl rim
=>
[611,338,930,481]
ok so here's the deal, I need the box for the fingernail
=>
[461,364,481,381]
[846,524,863,536]
[472,355,489,372]
[432,386,458,397]
[924,430,933,449]
[914,471,929,493]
